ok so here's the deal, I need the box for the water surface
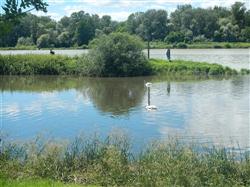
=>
[1,75,249,150]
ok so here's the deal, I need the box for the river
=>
[1,75,249,150]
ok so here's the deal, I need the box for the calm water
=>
[0,49,249,70]
[1,76,249,150]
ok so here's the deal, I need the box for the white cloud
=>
[32,11,62,21]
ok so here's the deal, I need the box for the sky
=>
[1,0,250,21]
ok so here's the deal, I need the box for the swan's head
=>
[145,82,152,87]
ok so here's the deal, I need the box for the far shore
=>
[1,42,250,50]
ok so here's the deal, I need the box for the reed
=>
[0,133,249,186]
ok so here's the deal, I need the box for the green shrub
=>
[85,33,149,77]
[176,42,188,48]
[224,43,232,48]
[213,45,222,48]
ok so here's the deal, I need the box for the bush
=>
[164,32,185,43]
[84,33,149,77]
[224,43,232,48]
[16,37,34,46]
[176,42,188,48]
[36,34,50,48]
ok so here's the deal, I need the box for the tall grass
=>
[0,54,248,76]
[0,133,249,186]
[149,59,240,76]
[0,54,78,75]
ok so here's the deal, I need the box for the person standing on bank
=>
[166,48,171,62]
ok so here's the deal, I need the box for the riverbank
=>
[1,54,248,76]
[147,41,250,49]
[1,42,250,50]
[0,135,249,186]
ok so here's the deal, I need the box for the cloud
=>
[32,0,250,21]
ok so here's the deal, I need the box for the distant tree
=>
[57,31,71,47]
[36,34,50,48]
[164,31,184,43]
[16,36,34,46]
[231,2,246,29]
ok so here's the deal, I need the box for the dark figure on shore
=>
[166,48,171,62]
[50,49,55,55]
[167,81,171,96]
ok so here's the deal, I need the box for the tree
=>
[0,0,48,37]
[75,17,95,46]
[36,34,49,48]
[85,33,148,77]
[57,31,71,47]
[231,2,246,29]
[16,36,34,46]
[2,0,48,20]
[164,31,184,43]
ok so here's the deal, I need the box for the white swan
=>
[145,105,157,110]
[145,82,152,87]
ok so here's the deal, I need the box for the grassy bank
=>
[0,55,78,75]
[149,59,242,76]
[1,54,249,76]
[146,41,250,49]
[0,134,249,186]
[0,178,95,187]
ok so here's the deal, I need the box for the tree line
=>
[0,1,249,48]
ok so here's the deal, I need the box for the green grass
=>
[0,178,96,187]
[0,134,249,186]
[145,41,250,49]
[149,58,242,76]
[1,54,249,76]
[0,54,78,75]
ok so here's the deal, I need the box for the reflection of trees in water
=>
[0,76,84,92]
[80,77,146,116]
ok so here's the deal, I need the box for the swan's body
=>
[146,105,157,110]
[145,82,152,87]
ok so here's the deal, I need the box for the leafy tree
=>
[231,2,246,29]
[16,36,34,46]
[164,31,184,43]
[36,34,50,48]
[0,0,48,37]
[57,31,71,47]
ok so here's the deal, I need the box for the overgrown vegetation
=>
[79,33,150,76]
[0,54,78,75]
[148,59,246,76]
[1,53,249,76]
[0,133,249,186]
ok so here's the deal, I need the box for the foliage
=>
[0,54,243,76]
[149,59,238,76]
[0,178,94,187]
[16,36,34,46]
[164,31,184,43]
[1,2,250,47]
[36,34,50,48]
[84,33,149,77]
[0,134,249,186]
[0,54,78,75]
